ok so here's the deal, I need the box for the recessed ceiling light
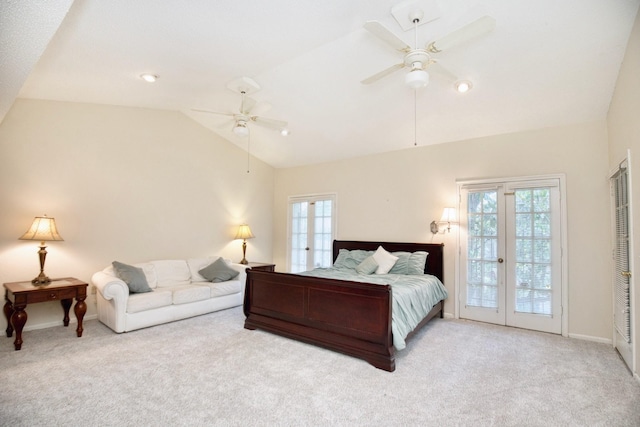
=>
[455,80,472,93]
[140,73,158,83]
[280,128,290,137]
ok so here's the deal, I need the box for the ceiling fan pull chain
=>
[247,132,251,173]
[414,89,417,146]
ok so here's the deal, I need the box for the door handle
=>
[498,258,504,263]
[622,271,632,278]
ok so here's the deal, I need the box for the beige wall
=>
[0,99,274,330]
[274,120,611,341]
[608,11,640,376]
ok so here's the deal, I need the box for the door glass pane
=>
[290,201,308,273]
[513,188,552,315]
[466,190,499,308]
[313,201,333,268]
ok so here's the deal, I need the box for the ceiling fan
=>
[192,77,288,137]
[361,10,495,89]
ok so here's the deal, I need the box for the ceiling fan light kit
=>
[406,69,429,89]
[233,121,250,137]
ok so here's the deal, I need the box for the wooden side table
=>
[246,262,276,272]
[3,277,88,350]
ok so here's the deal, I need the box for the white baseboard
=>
[22,314,98,332]
[568,332,613,345]
[444,316,614,345]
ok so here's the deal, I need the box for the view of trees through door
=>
[288,194,336,273]
[459,177,564,334]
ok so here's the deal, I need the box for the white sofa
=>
[91,257,246,333]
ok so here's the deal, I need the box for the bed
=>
[243,240,447,372]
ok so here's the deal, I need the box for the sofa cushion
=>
[112,261,152,293]
[169,285,212,305]
[127,289,173,314]
[187,257,217,282]
[152,260,191,287]
[196,280,242,298]
[199,258,240,283]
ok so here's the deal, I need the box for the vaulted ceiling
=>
[2,0,639,168]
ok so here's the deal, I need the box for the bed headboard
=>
[332,240,444,283]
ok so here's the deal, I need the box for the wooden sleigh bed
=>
[243,240,445,372]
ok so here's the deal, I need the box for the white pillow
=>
[372,246,399,274]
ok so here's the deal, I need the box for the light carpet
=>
[1,306,639,426]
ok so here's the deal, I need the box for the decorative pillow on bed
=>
[407,251,429,275]
[333,249,373,269]
[389,252,411,274]
[387,251,429,275]
[372,246,399,274]
[199,258,239,283]
[112,261,153,293]
[355,256,378,274]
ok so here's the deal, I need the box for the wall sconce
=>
[234,224,255,264]
[430,208,457,234]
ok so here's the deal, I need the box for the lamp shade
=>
[19,215,64,242]
[440,208,457,223]
[234,224,254,240]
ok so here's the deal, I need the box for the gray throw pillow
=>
[112,261,152,293]
[199,258,239,283]
[355,256,378,275]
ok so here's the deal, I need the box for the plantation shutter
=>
[613,163,631,342]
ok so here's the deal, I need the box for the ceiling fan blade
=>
[427,15,496,53]
[191,108,234,117]
[241,96,257,115]
[364,21,411,53]
[251,116,287,129]
[361,63,405,85]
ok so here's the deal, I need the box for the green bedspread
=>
[298,268,448,350]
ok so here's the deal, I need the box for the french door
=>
[288,194,336,273]
[459,177,564,334]
[611,158,633,370]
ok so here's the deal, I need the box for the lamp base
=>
[239,239,249,264]
[31,273,51,286]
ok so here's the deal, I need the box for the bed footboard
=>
[244,270,396,371]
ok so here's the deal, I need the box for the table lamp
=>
[234,224,254,265]
[19,214,64,285]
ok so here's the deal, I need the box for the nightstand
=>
[246,262,275,272]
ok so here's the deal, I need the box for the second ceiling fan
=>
[361,9,495,89]
[193,77,288,137]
